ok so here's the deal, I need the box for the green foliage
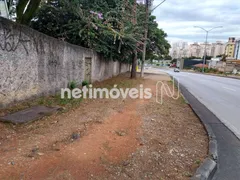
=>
[82,80,89,87]
[195,159,201,165]
[31,0,170,65]
[31,0,139,63]
[209,68,218,73]
[68,81,78,90]
[204,68,210,73]
[164,55,172,60]
[145,15,171,61]
[171,59,177,64]
[194,67,221,74]
[16,0,41,25]
[194,67,202,72]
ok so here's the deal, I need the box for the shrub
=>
[68,81,77,90]
[208,68,218,73]
[204,68,210,73]
[194,67,202,72]
[82,80,89,87]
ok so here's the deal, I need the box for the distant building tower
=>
[225,37,236,58]
[0,0,9,19]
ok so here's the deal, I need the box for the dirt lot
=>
[0,73,207,180]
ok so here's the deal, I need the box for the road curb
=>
[191,158,217,180]
[188,104,218,162]
[180,85,218,180]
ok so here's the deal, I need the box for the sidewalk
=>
[180,85,240,180]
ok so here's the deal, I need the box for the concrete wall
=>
[208,60,240,73]
[0,17,129,107]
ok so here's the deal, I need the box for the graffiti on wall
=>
[0,23,30,55]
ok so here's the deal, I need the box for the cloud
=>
[152,0,240,43]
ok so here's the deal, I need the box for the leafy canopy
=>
[31,0,170,63]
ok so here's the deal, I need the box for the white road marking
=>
[222,86,236,92]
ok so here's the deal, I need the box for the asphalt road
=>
[159,69,240,139]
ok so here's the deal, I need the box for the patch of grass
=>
[0,73,143,116]
[179,96,187,104]
[195,159,201,165]
[0,93,83,116]
[82,80,89,87]
[68,81,78,90]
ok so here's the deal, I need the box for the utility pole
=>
[194,26,223,73]
[140,0,149,77]
[235,41,239,60]
[140,0,167,77]
[203,31,209,73]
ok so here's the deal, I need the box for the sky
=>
[152,0,240,44]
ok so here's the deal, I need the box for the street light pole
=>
[140,0,167,77]
[203,31,209,73]
[194,26,223,73]
[140,0,150,78]
[152,0,167,11]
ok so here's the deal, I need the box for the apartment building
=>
[199,43,212,57]
[225,37,236,58]
[211,41,225,57]
[189,42,201,57]
[170,41,190,59]
[170,41,226,59]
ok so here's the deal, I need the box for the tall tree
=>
[31,0,141,63]
[31,0,170,78]
[147,15,170,59]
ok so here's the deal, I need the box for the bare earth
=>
[0,73,207,180]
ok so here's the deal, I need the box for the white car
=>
[174,68,180,72]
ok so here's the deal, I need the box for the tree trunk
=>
[16,0,29,23]
[131,0,138,79]
[16,0,41,25]
[131,51,137,78]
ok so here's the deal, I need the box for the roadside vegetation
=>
[0,74,144,116]
[194,67,224,74]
